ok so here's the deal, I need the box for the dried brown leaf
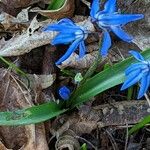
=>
[58,51,99,69]
[30,0,75,19]
[51,101,150,137]
[0,141,12,150]
[23,73,56,89]
[133,32,150,50]
[0,12,28,31]
[118,0,150,50]
[55,130,80,150]
[0,69,48,150]
[0,0,41,16]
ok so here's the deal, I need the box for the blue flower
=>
[43,18,88,65]
[121,51,150,99]
[59,86,71,100]
[90,0,144,56]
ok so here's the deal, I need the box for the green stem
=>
[127,86,134,100]
[0,56,30,87]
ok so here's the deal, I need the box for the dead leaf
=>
[55,130,80,150]
[0,141,12,150]
[86,43,99,53]
[0,12,28,31]
[30,0,75,19]
[132,3,150,50]
[0,69,48,150]
[23,73,56,89]
[1,0,40,8]
[51,100,150,138]
[57,51,99,69]
[27,15,42,35]
[22,124,49,150]
[0,31,56,56]
[0,0,41,16]
[16,7,30,23]
[133,34,150,50]
[118,0,150,50]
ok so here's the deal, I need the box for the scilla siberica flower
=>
[43,18,88,65]
[121,51,150,99]
[59,86,71,100]
[90,0,144,56]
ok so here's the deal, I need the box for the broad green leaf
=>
[0,102,66,125]
[48,0,66,10]
[129,115,150,135]
[69,49,150,106]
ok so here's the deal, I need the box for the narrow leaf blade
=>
[0,102,66,125]
[129,115,150,135]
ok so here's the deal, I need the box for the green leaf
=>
[0,49,150,126]
[69,49,150,107]
[0,56,30,87]
[47,0,66,10]
[0,102,66,125]
[129,115,150,135]
[80,143,87,150]
[61,68,75,77]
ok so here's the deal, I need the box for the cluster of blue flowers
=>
[43,0,149,100]
[121,51,150,99]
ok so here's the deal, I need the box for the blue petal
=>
[121,69,142,90]
[51,33,75,45]
[100,31,111,57]
[79,41,86,58]
[56,39,81,65]
[59,86,71,100]
[129,50,144,61]
[43,24,79,33]
[125,63,146,75]
[99,14,144,25]
[138,74,150,99]
[43,19,76,32]
[58,18,75,26]
[111,26,133,42]
[90,0,100,18]
[104,0,116,13]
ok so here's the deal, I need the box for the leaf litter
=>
[0,0,149,149]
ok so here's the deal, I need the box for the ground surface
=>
[0,0,150,149]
